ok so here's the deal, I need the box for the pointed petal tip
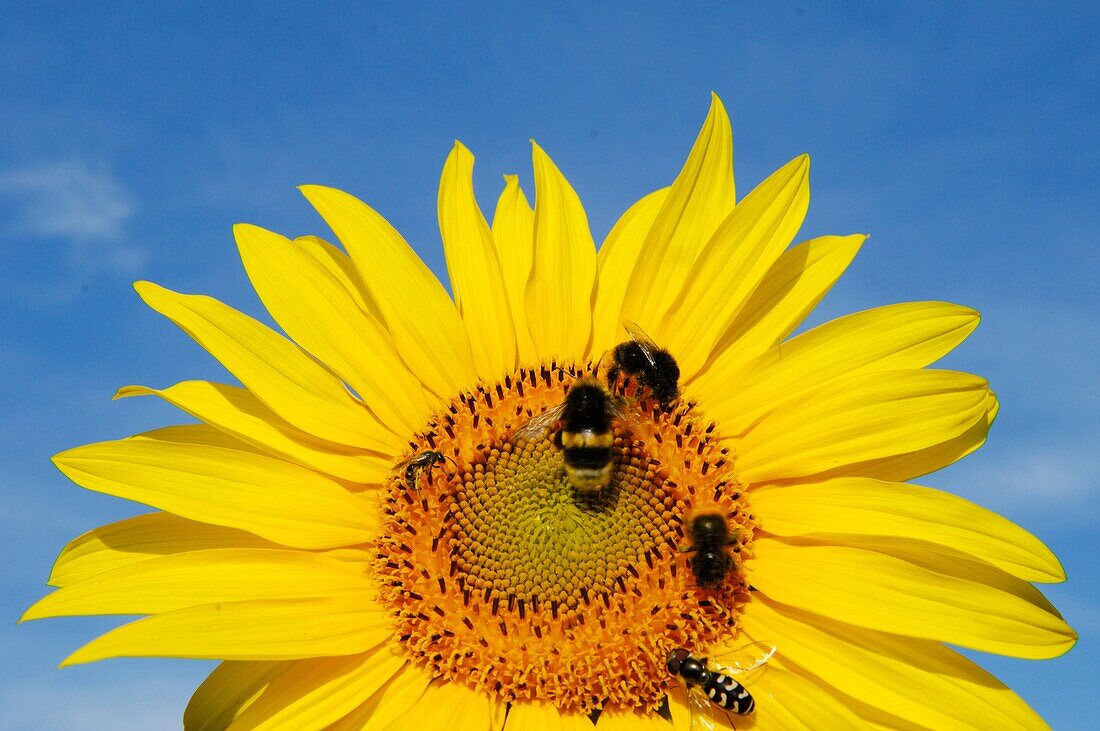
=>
[502,173,519,185]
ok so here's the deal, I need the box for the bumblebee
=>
[667,642,775,719]
[685,508,737,589]
[608,321,680,406]
[512,379,622,492]
[393,450,449,491]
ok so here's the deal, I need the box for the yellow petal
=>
[503,702,594,731]
[52,426,378,549]
[741,598,1053,731]
[714,234,866,366]
[664,154,810,380]
[591,188,668,355]
[743,658,869,730]
[383,678,502,731]
[235,223,430,432]
[527,141,598,359]
[229,647,405,730]
[751,477,1064,583]
[25,549,371,620]
[300,185,477,399]
[324,662,432,731]
[115,381,391,484]
[491,174,538,364]
[595,708,668,730]
[61,593,391,665]
[135,281,400,452]
[736,369,993,484]
[185,661,289,731]
[749,538,1076,659]
[293,234,378,319]
[439,143,517,377]
[843,398,997,482]
[49,512,280,588]
[697,302,981,435]
[621,94,734,329]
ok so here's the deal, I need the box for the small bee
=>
[393,450,449,491]
[512,379,623,493]
[667,642,776,723]
[685,508,737,589]
[608,321,680,406]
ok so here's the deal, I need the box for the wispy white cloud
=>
[0,160,145,273]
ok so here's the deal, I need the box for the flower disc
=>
[377,363,756,713]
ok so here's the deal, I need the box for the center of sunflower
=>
[377,363,756,714]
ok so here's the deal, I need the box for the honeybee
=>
[685,508,737,589]
[512,379,623,493]
[608,321,680,406]
[393,450,449,491]
[667,641,776,726]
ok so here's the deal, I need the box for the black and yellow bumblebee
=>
[608,321,680,406]
[685,507,737,589]
[512,379,624,493]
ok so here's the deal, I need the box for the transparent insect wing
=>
[391,454,418,474]
[685,686,729,731]
[510,403,567,443]
[622,320,659,368]
[710,641,777,675]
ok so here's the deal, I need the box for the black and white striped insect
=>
[666,641,776,726]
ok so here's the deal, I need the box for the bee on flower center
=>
[512,379,624,493]
[685,507,738,589]
[608,321,681,406]
[393,450,449,492]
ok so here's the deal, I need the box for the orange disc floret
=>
[376,362,757,714]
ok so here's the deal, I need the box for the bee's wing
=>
[622,320,659,368]
[510,403,566,443]
[391,455,416,473]
[684,685,727,731]
[709,640,777,675]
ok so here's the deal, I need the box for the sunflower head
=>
[26,95,1074,730]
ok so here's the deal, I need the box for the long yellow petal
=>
[324,662,432,731]
[61,593,391,665]
[621,94,734,329]
[293,234,378,318]
[595,708,668,730]
[503,701,593,731]
[25,549,371,620]
[847,400,997,482]
[229,647,405,730]
[736,369,993,484]
[744,658,869,730]
[52,426,378,550]
[697,302,981,435]
[383,678,502,731]
[664,154,810,380]
[135,281,400,451]
[527,141,598,359]
[49,512,281,588]
[300,185,477,398]
[115,381,391,484]
[741,599,1053,731]
[491,175,538,364]
[439,143,518,377]
[235,223,430,432]
[185,661,289,731]
[591,188,669,354]
[749,538,1076,658]
[751,477,1064,583]
[714,234,866,367]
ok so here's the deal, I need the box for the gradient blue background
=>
[2,3,1095,728]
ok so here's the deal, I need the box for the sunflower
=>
[26,95,1074,730]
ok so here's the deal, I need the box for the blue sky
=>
[2,2,1096,728]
